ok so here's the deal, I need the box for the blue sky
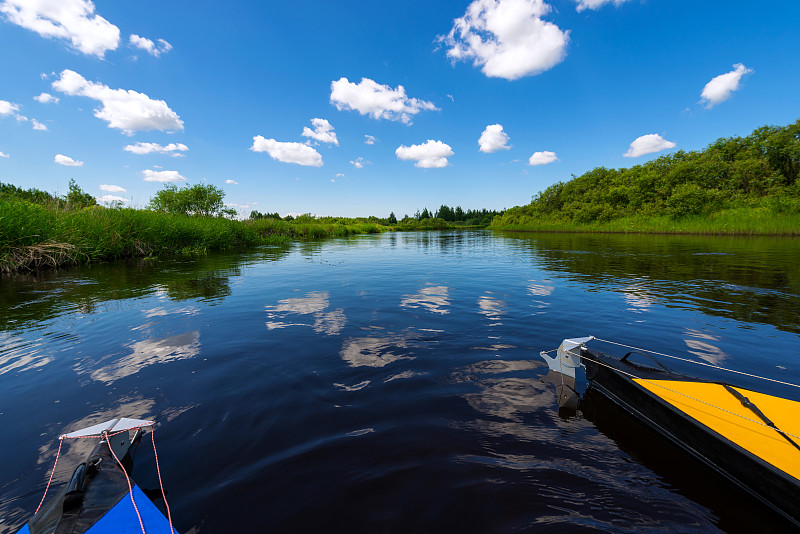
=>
[1,0,798,218]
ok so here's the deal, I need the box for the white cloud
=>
[34,92,59,104]
[396,140,454,168]
[251,135,323,167]
[1,100,47,129]
[142,169,186,182]
[528,150,559,165]
[0,100,19,116]
[52,69,184,134]
[478,124,511,153]
[700,63,753,109]
[0,0,120,57]
[123,142,189,155]
[96,194,128,202]
[574,0,630,11]
[225,179,238,184]
[100,184,125,193]
[623,134,676,158]
[364,134,376,145]
[0,151,9,158]
[330,77,437,124]
[129,34,172,57]
[439,0,569,80]
[350,157,369,169]
[302,118,338,145]
[54,153,83,166]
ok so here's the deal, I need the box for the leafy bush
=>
[492,119,800,229]
[666,183,720,218]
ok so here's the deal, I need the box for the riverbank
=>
[491,120,800,235]
[0,199,385,273]
[491,205,800,236]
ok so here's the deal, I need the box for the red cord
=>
[151,429,174,532]
[34,438,63,516]
[105,431,146,534]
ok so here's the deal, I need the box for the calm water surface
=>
[1,231,799,533]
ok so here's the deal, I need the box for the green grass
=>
[0,200,386,273]
[490,206,800,235]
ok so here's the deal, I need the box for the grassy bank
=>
[0,200,385,273]
[492,205,800,235]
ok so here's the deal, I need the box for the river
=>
[1,230,798,533]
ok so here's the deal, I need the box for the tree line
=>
[493,119,800,226]
[1,179,96,210]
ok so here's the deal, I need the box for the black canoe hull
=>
[581,348,800,528]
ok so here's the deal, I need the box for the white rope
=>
[591,337,800,390]
[580,351,800,443]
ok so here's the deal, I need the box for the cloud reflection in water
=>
[400,285,450,315]
[90,331,200,384]
[478,293,506,325]
[340,333,417,368]
[684,329,729,365]
[0,333,52,375]
[266,291,347,335]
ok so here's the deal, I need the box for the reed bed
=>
[0,200,385,273]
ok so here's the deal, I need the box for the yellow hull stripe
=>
[632,379,800,481]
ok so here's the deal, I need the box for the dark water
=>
[1,231,799,533]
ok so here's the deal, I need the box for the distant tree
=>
[420,207,431,219]
[388,211,397,224]
[249,210,282,220]
[436,204,454,221]
[66,179,96,209]
[149,183,226,216]
[0,182,57,205]
[454,206,464,221]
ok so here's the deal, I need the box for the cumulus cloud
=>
[330,77,437,124]
[225,179,238,184]
[364,134,376,145]
[478,124,511,153]
[124,142,188,155]
[142,169,186,182]
[54,153,83,166]
[528,150,559,165]
[574,0,630,11]
[700,63,753,109]
[0,151,9,158]
[0,0,120,57]
[1,99,47,129]
[623,134,676,158]
[97,194,128,202]
[52,69,184,134]
[100,184,126,193]
[129,34,172,57]
[251,135,323,167]
[439,0,569,80]
[0,100,19,116]
[34,92,59,104]
[302,118,338,145]
[350,157,369,169]
[396,140,454,168]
